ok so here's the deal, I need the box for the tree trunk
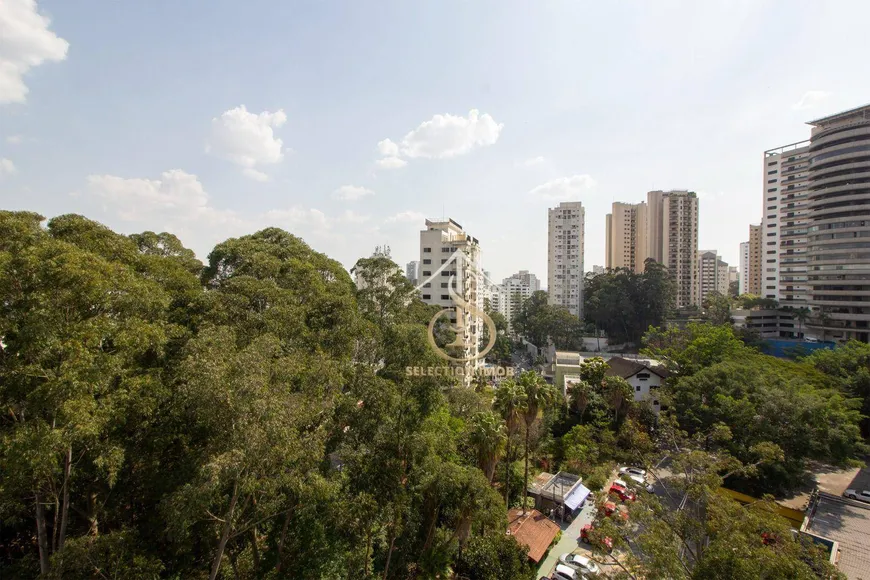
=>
[250,528,260,572]
[364,523,373,578]
[58,446,72,551]
[87,491,99,536]
[276,509,291,573]
[522,425,530,516]
[503,437,511,505]
[209,481,240,580]
[35,493,50,575]
[382,509,400,580]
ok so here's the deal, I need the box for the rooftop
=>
[803,492,870,578]
[806,103,870,127]
[507,508,561,563]
[605,356,669,379]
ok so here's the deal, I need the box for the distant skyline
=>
[3,1,870,283]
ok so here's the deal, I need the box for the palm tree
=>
[568,380,593,423]
[517,371,558,515]
[794,307,811,339]
[468,411,506,483]
[817,310,832,343]
[601,375,633,425]
[493,379,527,506]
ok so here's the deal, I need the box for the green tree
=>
[456,533,536,580]
[793,306,811,339]
[517,371,558,514]
[493,380,528,505]
[468,411,507,483]
[806,340,870,438]
[642,322,749,377]
[702,292,732,325]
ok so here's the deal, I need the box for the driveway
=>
[536,501,597,578]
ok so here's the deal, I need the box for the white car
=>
[844,489,870,503]
[552,563,580,580]
[625,473,655,493]
[619,466,647,478]
[559,553,601,576]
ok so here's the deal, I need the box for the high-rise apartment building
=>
[728,266,738,285]
[419,218,482,378]
[647,190,699,309]
[405,260,419,286]
[805,104,870,342]
[762,141,811,305]
[547,202,585,319]
[605,201,649,273]
[696,251,729,306]
[747,224,762,296]
[739,241,750,295]
[501,270,541,327]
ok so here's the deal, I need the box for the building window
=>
[767,179,777,184]
[635,385,641,392]
[424,283,431,288]
[441,259,447,264]
[423,247,432,253]
[768,170,778,175]
[423,259,431,264]
[767,189,777,194]
[422,294,431,299]
[637,373,649,381]
[767,196,777,201]
[422,270,431,276]
[442,247,451,252]
[441,294,449,299]
[441,282,448,288]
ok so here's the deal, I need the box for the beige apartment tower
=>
[547,202,585,319]
[605,201,649,273]
[696,250,729,307]
[647,190,699,309]
[418,218,482,381]
[747,224,762,296]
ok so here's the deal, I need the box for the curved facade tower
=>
[806,105,870,342]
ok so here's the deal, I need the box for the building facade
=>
[500,270,541,328]
[696,250,729,306]
[739,241,749,295]
[405,260,419,286]
[547,202,585,318]
[647,190,699,309]
[747,224,762,296]
[605,201,649,273]
[805,104,870,342]
[763,141,812,306]
[419,218,483,378]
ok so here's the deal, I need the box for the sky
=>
[2,0,870,287]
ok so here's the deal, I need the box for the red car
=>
[609,482,636,502]
[603,501,629,520]
[580,524,613,552]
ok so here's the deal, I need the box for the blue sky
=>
[2,0,870,285]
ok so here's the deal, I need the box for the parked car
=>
[619,466,647,478]
[580,524,613,552]
[559,553,601,576]
[552,563,579,580]
[603,501,629,520]
[609,482,636,502]
[844,489,870,503]
[625,473,655,493]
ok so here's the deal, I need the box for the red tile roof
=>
[506,508,561,563]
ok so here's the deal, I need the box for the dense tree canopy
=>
[583,260,675,344]
[512,290,583,350]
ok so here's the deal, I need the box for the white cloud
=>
[0,0,69,104]
[242,167,269,182]
[336,210,370,224]
[333,185,374,201]
[399,109,503,159]
[377,138,399,157]
[521,156,546,167]
[374,109,503,168]
[375,156,407,169]
[208,105,288,180]
[0,158,17,176]
[529,175,597,201]
[86,169,242,226]
[792,91,833,111]
[385,210,426,224]
[6,134,23,144]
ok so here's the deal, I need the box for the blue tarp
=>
[563,484,591,511]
